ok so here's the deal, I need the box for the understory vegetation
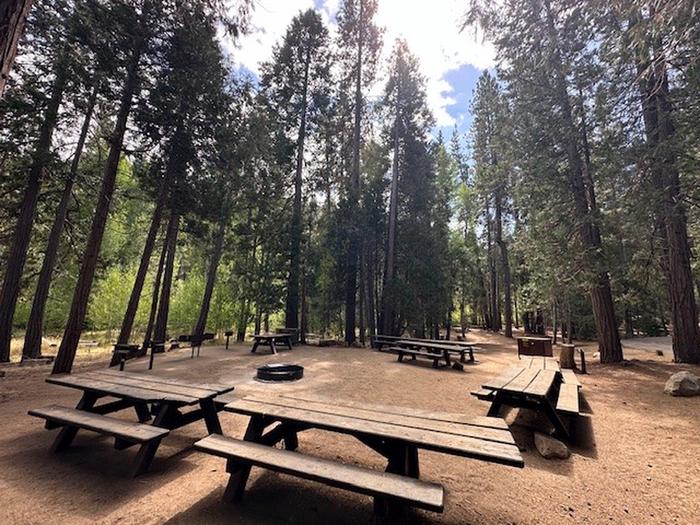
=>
[0,0,699,371]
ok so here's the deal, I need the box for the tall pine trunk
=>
[0,51,66,362]
[381,93,400,335]
[22,79,98,359]
[153,212,179,344]
[139,228,167,354]
[543,0,622,363]
[344,0,364,345]
[634,26,699,363]
[0,0,33,95]
[52,1,152,374]
[495,187,512,337]
[285,46,311,331]
[194,214,226,338]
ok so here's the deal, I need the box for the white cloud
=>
[222,0,495,127]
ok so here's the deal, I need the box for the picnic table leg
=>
[487,391,505,418]
[223,415,266,503]
[443,350,451,367]
[270,340,278,355]
[50,391,99,453]
[406,445,419,478]
[374,442,411,518]
[541,399,570,439]
[132,403,174,476]
[134,402,151,423]
[460,350,466,363]
[285,337,292,351]
[199,398,222,435]
[283,424,299,451]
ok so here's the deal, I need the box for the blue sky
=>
[221,0,495,149]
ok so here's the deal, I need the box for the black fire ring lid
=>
[256,363,304,382]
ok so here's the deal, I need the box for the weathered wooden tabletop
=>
[225,394,523,468]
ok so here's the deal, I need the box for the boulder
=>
[534,432,570,459]
[664,371,700,397]
[505,408,555,434]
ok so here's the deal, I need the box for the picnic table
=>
[472,361,582,439]
[397,339,476,363]
[195,394,522,517]
[29,369,234,476]
[250,333,293,355]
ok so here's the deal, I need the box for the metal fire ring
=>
[256,363,304,382]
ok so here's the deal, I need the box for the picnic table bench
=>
[250,333,293,355]
[396,339,476,363]
[471,362,583,439]
[195,394,522,518]
[29,369,234,476]
[178,332,215,358]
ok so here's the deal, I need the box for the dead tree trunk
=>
[22,79,98,359]
[0,53,66,362]
[0,0,33,96]
[52,1,152,374]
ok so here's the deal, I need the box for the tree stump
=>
[559,344,576,369]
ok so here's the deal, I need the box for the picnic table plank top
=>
[522,356,560,371]
[48,370,234,405]
[98,369,234,394]
[523,369,557,397]
[253,333,292,339]
[279,394,508,430]
[501,367,541,393]
[245,395,514,445]
[225,397,523,467]
[482,367,525,390]
[83,370,229,400]
[396,340,463,352]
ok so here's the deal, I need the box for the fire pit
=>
[256,363,304,382]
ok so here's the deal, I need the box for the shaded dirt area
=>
[1,330,699,524]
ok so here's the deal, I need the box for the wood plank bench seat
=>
[470,388,496,401]
[28,405,169,447]
[560,369,582,388]
[556,382,580,415]
[390,347,447,368]
[194,434,445,512]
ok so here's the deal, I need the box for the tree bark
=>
[139,227,167,353]
[344,0,364,345]
[116,166,171,346]
[543,0,622,363]
[52,2,152,374]
[0,0,33,96]
[0,49,67,362]
[22,79,98,359]
[194,213,226,338]
[381,88,400,335]
[495,186,512,337]
[285,46,311,331]
[153,211,179,344]
[634,21,700,363]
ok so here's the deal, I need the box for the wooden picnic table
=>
[196,394,522,517]
[397,339,476,363]
[30,369,234,475]
[473,362,582,439]
[250,333,293,355]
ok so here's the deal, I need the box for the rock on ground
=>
[664,371,700,397]
[534,432,570,459]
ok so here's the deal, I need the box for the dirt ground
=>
[1,330,699,525]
